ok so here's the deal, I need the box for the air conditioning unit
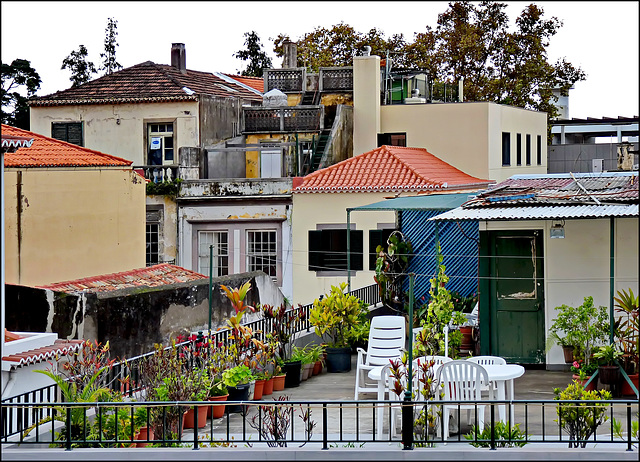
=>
[592,159,604,173]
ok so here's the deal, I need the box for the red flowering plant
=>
[262,303,306,363]
[570,359,598,380]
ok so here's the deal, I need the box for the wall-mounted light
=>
[550,219,565,239]
[116,118,121,125]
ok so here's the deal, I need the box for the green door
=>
[482,230,545,364]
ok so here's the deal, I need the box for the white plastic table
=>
[367,362,525,437]
[480,364,525,423]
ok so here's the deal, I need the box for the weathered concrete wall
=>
[207,150,247,178]
[199,95,242,147]
[5,272,284,359]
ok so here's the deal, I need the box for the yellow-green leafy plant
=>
[554,381,612,448]
[309,282,368,348]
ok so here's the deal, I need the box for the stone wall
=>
[5,272,284,359]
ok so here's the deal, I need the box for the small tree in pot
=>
[309,283,368,373]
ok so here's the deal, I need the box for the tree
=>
[234,31,272,77]
[1,58,41,129]
[273,23,405,72]
[100,17,122,75]
[61,44,97,87]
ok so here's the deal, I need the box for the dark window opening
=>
[309,229,363,272]
[369,229,396,270]
[502,132,511,166]
[146,224,159,266]
[526,134,531,165]
[51,122,83,146]
[536,135,542,165]
[516,133,522,165]
[377,132,406,147]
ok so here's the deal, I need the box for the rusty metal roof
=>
[430,172,639,221]
[39,264,207,294]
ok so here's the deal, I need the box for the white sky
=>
[2,1,638,119]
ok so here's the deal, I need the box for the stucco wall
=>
[379,102,547,183]
[5,272,285,359]
[481,217,639,367]
[3,168,146,286]
[29,101,200,165]
[291,191,396,305]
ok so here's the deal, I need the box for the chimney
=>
[171,43,186,73]
[282,40,297,69]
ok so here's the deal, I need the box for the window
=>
[146,224,159,266]
[260,143,282,178]
[369,228,396,270]
[536,135,542,165]
[147,122,175,165]
[377,133,406,147]
[198,231,229,276]
[526,134,531,165]
[516,133,522,165]
[51,122,83,146]
[247,230,277,281]
[501,132,511,166]
[308,229,363,273]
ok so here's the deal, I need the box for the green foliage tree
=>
[61,44,97,87]
[1,58,41,129]
[234,31,272,77]
[100,17,122,75]
[273,2,585,121]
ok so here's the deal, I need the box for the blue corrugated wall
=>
[400,210,479,304]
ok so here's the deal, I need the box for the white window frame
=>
[246,229,278,282]
[198,230,229,277]
[147,122,175,166]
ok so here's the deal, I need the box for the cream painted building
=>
[353,54,548,183]
[3,125,146,286]
[433,172,639,366]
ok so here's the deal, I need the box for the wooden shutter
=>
[349,230,363,271]
[308,230,323,271]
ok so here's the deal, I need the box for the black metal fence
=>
[2,398,638,450]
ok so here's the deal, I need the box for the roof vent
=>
[171,43,186,73]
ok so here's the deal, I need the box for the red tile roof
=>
[39,264,208,294]
[29,61,262,107]
[222,73,264,93]
[2,124,132,168]
[293,145,491,193]
[2,338,84,370]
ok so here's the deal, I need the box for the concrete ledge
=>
[1,445,637,461]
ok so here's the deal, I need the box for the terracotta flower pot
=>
[207,394,228,419]
[563,345,575,363]
[573,374,597,391]
[184,404,208,429]
[135,426,154,448]
[272,374,286,391]
[262,377,274,396]
[313,360,323,376]
[621,373,639,396]
[253,379,265,400]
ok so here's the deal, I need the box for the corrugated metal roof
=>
[431,204,639,221]
[349,193,478,211]
[39,263,207,294]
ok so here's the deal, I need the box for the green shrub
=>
[464,421,528,448]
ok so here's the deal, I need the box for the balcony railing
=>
[243,107,324,133]
[264,68,306,93]
[3,398,638,450]
[319,67,353,91]
[133,165,179,183]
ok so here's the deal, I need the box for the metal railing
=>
[2,398,638,450]
[1,284,382,440]
[242,107,324,133]
[133,165,179,183]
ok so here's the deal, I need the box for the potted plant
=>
[374,231,412,314]
[547,296,610,369]
[261,303,306,388]
[593,343,623,386]
[569,359,598,391]
[309,282,368,373]
[554,381,612,448]
[614,288,639,395]
[207,380,229,419]
[222,364,253,413]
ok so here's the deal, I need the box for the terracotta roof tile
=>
[39,263,208,294]
[2,338,84,370]
[293,145,491,193]
[2,125,132,167]
[29,61,262,107]
[222,73,264,93]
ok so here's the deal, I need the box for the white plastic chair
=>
[354,315,406,400]
[437,360,489,441]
